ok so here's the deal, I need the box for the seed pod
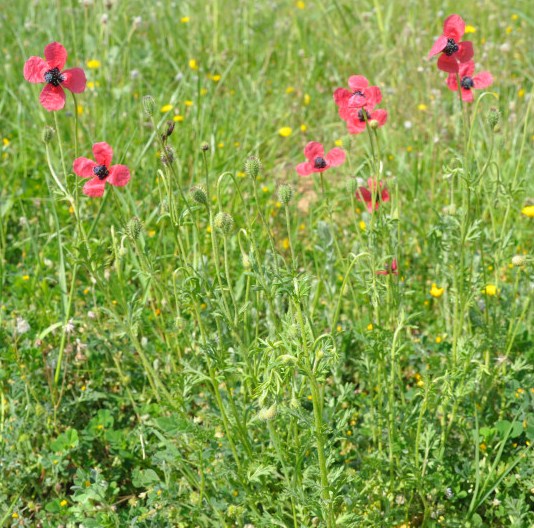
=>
[278,183,294,205]
[190,185,208,205]
[200,142,209,152]
[142,95,156,116]
[244,156,262,179]
[126,216,143,241]
[214,212,234,235]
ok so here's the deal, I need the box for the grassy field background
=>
[1,0,533,526]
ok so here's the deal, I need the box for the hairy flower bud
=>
[511,255,526,267]
[160,145,175,165]
[190,185,208,205]
[200,142,209,152]
[487,107,501,131]
[42,126,55,144]
[278,183,294,205]
[126,216,143,241]
[142,95,156,116]
[258,403,277,421]
[368,119,379,129]
[244,156,262,179]
[214,212,234,235]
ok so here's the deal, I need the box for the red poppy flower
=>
[333,75,382,120]
[427,14,474,73]
[296,141,346,176]
[23,42,86,111]
[376,259,398,275]
[73,142,131,197]
[446,61,493,102]
[356,178,390,212]
[344,108,388,135]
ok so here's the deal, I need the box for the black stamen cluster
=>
[93,164,110,180]
[314,157,327,169]
[443,38,459,56]
[44,67,64,87]
[358,109,371,122]
[460,76,474,89]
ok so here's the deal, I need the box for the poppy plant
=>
[446,61,493,102]
[24,42,86,111]
[428,14,474,73]
[333,75,382,120]
[356,178,390,212]
[345,107,388,135]
[296,141,346,176]
[376,259,398,276]
[73,142,130,197]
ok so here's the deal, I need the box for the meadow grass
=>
[1,0,533,526]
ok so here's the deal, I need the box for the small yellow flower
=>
[416,380,424,388]
[86,59,101,69]
[479,442,487,452]
[2,138,10,147]
[83,288,90,294]
[435,336,442,344]
[206,225,212,233]
[367,323,373,331]
[505,26,513,34]
[279,127,292,137]
[60,499,68,507]
[303,93,311,105]
[511,14,518,21]
[173,115,184,122]
[237,171,246,178]
[218,142,224,148]
[148,229,156,237]
[307,395,313,400]
[261,185,269,193]
[189,59,199,70]
[185,100,194,107]
[211,74,221,82]
[87,81,96,90]
[12,513,19,519]
[285,86,295,94]
[282,238,290,250]
[359,220,366,231]
[300,124,307,132]
[465,25,476,33]
[160,104,173,113]
[22,275,30,281]
[200,87,208,96]
[77,105,84,115]
[69,205,75,214]
[181,16,190,23]
[430,283,444,298]
[417,103,428,111]
[346,430,352,436]
[483,284,497,296]
[337,325,342,332]
[296,0,305,8]
[81,385,86,391]
[234,142,240,147]
[334,139,343,147]
[518,88,525,98]
[299,223,305,231]
[406,146,413,153]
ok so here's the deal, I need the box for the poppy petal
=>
[39,84,66,111]
[62,68,87,93]
[461,89,474,103]
[381,188,390,203]
[372,109,388,126]
[446,73,458,91]
[456,41,474,63]
[93,142,113,166]
[428,35,448,58]
[347,118,366,134]
[437,54,459,74]
[473,71,493,90]
[364,86,382,108]
[296,162,314,176]
[44,42,67,70]
[23,56,48,83]
[356,186,372,203]
[303,141,324,161]
[333,88,351,108]
[443,14,465,41]
[325,148,346,167]
[458,60,475,77]
[348,75,369,92]
[83,178,106,197]
[108,165,131,187]
[73,157,97,178]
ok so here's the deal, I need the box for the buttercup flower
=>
[428,14,474,73]
[356,178,390,212]
[23,42,86,111]
[430,283,445,298]
[376,259,398,276]
[333,75,382,120]
[73,142,130,197]
[446,61,493,102]
[521,205,534,218]
[345,107,388,135]
[296,141,345,176]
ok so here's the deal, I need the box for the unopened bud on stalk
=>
[368,119,379,129]
[42,126,55,144]
[487,107,501,131]
[214,212,234,235]
[190,185,208,205]
[244,156,262,179]
[126,216,143,241]
[160,145,175,165]
[242,254,251,268]
[511,255,526,267]
[142,95,156,116]
[162,120,175,142]
[200,142,210,152]
[278,183,294,205]
[258,403,277,421]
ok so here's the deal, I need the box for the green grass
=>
[1,0,533,526]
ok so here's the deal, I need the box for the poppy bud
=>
[487,107,501,132]
[368,119,379,129]
[244,156,262,179]
[162,120,175,141]
[214,212,234,235]
[160,145,175,165]
[190,185,208,205]
[278,183,294,205]
[511,255,526,267]
[142,95,156,116]
[42,126,55,144]
[200,142,209,152]
[242,254,251,268]
[126,216,143,241]
[258,403,277,421]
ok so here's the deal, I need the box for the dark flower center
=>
[353,90,364,97]
[93,164,110,180]
[443,38,459,56]
[44,67,64,87]
[358,109,371,122]
[460,76,474,89]
[314,157,327,169]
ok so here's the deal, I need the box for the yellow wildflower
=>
[211,74,221,82]
[335,139,343,147]
[483,284,497,296]
[185,100,194,107]
[518,88,525,98]
[430,283,444,298]
[296,0,305,8]
[160,104,173,113]
[417,103,428,111]
[282,238,290,250]
[181,16,190,23]
[511,14,518,21]
[189,59,199,70]
[87,81,95,90]
[285,86,295,94]
[300,124,307,132]
[3,138,10,147]
[279,127,292,137]
[86,59,101,69]
[22,275,30,281]
[200,87,208,96]
[505,26,512,34]
[465,25,476,33]
[367,323,373,331]
[148,229,156,237]
[173,115,184,122]
[60,500,68,507]
[303,93,311,105]
[435,336,442,344]
[77,105,84,115]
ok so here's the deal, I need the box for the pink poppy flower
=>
[446,61,493,102]
[345,108,388,135]
[427,14,474,73]
[296,141,346,176]
[356,178,390,212]
[23,42,86,111]
[73,142,131,197]
[333,75,382,120]
[376,259,398,276]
